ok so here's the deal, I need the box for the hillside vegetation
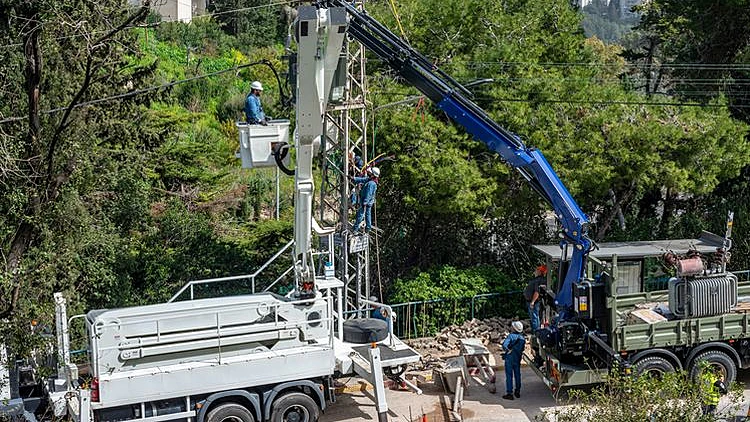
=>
[1,0,749,352]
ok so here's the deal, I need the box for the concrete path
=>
[321,367,558,422]
[322,368,750,421]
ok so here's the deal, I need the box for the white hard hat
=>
[250,81,263,91]
[512,321,523,333]
[370,167,380,177]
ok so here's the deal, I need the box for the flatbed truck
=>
[527,231,750,391]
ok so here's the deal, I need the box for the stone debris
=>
[407,317,530,370]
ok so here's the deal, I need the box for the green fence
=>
[386,291,525,339]
[381,270,750,340]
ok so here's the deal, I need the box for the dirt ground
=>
[321,341,750,422]
[322,339,555,422]
[321,365,558,422]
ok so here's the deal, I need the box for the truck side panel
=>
[95,346,334,409]
[612,281,750,352]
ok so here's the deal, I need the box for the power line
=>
[465,61,750,70]
[369,57,750,72]
[0,1,291,50]
[0,61,270,124]
[371,90,750,109]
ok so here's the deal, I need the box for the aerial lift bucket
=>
[236,120,290,169]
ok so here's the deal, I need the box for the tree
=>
[0,0,156,321]
[631,0,750,122]
[368,0,749,278]
[208,0,282,48]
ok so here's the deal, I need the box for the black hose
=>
[273,142,295,176]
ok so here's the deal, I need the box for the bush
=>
[543,367,744,422]
[390,265,520,303]
[388,265,525,337]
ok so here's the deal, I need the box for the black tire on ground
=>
[206,403,255,422]
[270,392,319,422]
[689,350,737,385]
[342,318,389,344]
[632,356,675,378]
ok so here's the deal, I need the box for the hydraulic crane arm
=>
[318,0,591,310]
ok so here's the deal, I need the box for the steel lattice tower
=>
[319,0,371,315]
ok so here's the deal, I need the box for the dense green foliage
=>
[546,368,744,421]
[0,0,749,359]
[390,265,519,303]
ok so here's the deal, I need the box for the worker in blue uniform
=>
[524,265,547,332]
[352,167,380,233]
[244,81,267,125]
[348,152,365,207]
[502,321,526,400]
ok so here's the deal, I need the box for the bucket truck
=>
[6,2,746,421]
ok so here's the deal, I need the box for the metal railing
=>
[168,239,295,302]
[373,291,525,340]
[378,270,750,340]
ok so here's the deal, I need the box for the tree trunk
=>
[2,24,44,319]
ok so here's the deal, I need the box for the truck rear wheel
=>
[689,350,737,385]
[270,392,319,422]
[207,403,255,422]
[633,356,675,378]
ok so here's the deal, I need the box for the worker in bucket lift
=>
[352,167,379,233]
[523,265,547,332]
[244,81,268,125]
[502,321,526,400]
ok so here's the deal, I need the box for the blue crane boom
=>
[319,0,592,311]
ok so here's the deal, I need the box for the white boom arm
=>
[293,6,347,295]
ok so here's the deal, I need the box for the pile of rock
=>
[407,317,529,355]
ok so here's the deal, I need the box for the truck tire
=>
[207,403,255,422]
[689,350,737,385]
[270,392,319,422]
[633,356,675,378]
[342,318,389,344]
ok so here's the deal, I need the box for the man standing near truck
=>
[523,265,547,332]
[502,321,526,400]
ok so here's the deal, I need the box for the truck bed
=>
[611,281,750,352]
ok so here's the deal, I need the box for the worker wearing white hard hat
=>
[352,166,380,233]
[502,320,526,400]
[244,80,268,125]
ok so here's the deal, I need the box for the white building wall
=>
[129,0,193,23]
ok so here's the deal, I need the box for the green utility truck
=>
[525,231,750,391]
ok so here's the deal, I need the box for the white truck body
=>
[86,293,334,408]
[51,277,419,422]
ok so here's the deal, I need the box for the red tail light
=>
[91,377,100,402]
